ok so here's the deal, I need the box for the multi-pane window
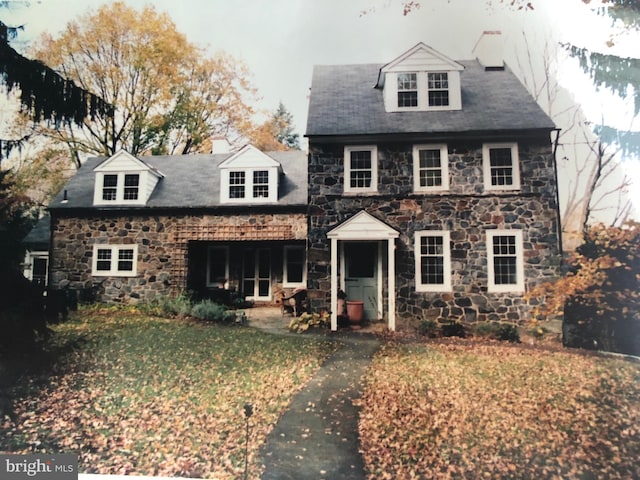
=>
[123,174,139,200]
[102,175,118,201]
[92,245,138,277]
[487,230,524,292]
[284,246,306,286]
[483,143,520,190]
[253,170,269,198]
[229,171,246,199]
[344,146,377,193]
[397,72,418,108]
[415,231,451,291]
[413,144,449,192]
[428,72,449,106]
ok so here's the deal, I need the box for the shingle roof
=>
[22,215,51,248]
[305,60,555,137]
[49,150,308,211]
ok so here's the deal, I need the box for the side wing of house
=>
[305,33,562,331]
[48,145,308,304]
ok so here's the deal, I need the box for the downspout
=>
[551,128,564,256]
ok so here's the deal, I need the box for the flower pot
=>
[346,300,364,324]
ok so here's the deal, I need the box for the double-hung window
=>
[253,170,269,198]
[483,143,520,191]
[344,146,378,194]
[92,245,138,277]
[98,173,141,203]
[427,72,449,107]
[413,144,449,192]
[487,230,524,292]
[415,231,451,292]
[229,171,246,199]
[397,72,418,108]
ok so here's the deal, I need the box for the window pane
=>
[350,150,373,188]
[102,174,117,201]
[420,236,444,284]
[229,171,246,198]
[492,236,517,285]
[124,174,139,200]
[208,248,228,285]
[397,73,417,90]
[398,73,418,108]
[398,91,418,107]
[286,248,304,283]
[253,171,269,198]
[427,72,449,107]
[117,249,134,271]
[96,248,112,271]
[419,149,443,187]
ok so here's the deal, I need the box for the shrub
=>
[190,300,235,323]
[441,321,466,338]
[289,311,329,333]
[156,292,194,318]
[417,319,439,337]
[496,324,520,343]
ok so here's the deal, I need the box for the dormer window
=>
[219,145,281,204]
[397,73,418,108]
[93,150,163,206]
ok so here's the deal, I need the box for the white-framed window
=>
[483,143,520,191]
[415,230,451,292]
[284,245,306,287]
[92,244,138,277]
[397,72,418,108]
[413,144,449,192]
[96,172,142,203]
[486,229,524,293]
[427,72,449,107]
[222,168,277,203]
[207,246,229,288]
[344,145,378,194]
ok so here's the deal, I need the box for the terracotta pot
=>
[346,301,364,323]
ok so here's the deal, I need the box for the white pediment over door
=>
[327,210,399,241]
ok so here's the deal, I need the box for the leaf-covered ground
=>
[358,340,640,479]
[0,310,336,479]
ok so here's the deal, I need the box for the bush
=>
[417,319,439,337]
[190,300,235,323]
[289,311,329,333]
[441,321,466,338]
[496,324,520,343]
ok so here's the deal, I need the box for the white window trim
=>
[413,144,450,193]
[387,71,461,112]
[93,171,146,205]
[221,167,278,204]
[486,229,525,293]
[283,245,306,287]
[344,145,378,194]
[207,246,230,288]
[92,244,138,277]
[482,143,521,191]
[415,230,451,292]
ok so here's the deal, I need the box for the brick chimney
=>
[472,31,504,70]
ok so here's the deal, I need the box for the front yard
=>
[0,307,336,479]
[358,339,640,479]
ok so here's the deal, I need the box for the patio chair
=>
[281,288,307,317]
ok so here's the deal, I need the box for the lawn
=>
[358,339,640,479]
[0,307,336,479]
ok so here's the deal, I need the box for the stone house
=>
[47,146,308,303]
[305,33,563,331]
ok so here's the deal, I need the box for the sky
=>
[2,0,639,222]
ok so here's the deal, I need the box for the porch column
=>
[330,237,338,331]
[388,238,396,331]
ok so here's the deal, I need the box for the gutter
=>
[551,128,564,256]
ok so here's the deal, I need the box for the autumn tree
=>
[30,2,256,166]
[249,102,300,151]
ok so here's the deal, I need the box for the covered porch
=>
[327,211,399,331]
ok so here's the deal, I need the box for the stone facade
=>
[50,212,307,303]
[307,138,562,328]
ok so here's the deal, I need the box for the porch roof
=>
[327,210,399,240]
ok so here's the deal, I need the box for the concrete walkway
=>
[244,308,380,480]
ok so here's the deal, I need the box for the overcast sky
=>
[4,0,634,138]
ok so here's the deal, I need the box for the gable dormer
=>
[93,150,163,206]
[218,145,282,204]
[376,43,464,113]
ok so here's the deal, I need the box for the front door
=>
[344,242,378,320]
[242,248,271,300]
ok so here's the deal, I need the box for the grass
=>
[357,339,640,479]
[0,307,336,479]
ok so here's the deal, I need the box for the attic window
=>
[397,72,418,108]
[123,174,139,200]
[102,175,117,201]
[427,72,449,107]
[99,173,141,202]
[229,171,246,199]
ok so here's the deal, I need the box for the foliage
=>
[528,221,640,354]
[441,321,466,338]
[472,322,520,342]
[190,300,236,323]
[358,341,640,479]
[288,311,329,333]
[30,2,256,164]
[0,310,336,478]
[249,102,300,151]
[417,319,439,337]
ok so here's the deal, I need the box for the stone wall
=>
[307,139,562,327]
[49,212,307,303]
